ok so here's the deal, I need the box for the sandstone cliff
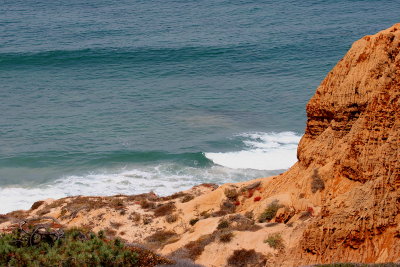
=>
[1,24,399,266]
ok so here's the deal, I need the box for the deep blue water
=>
[1,0,399,212]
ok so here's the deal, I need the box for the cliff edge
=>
[294,23,400,264]
[1,24,399,266]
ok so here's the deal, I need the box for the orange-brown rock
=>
[294,23,400,265]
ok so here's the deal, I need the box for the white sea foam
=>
[0,163,276,214]
[205,132,301,170]
[0,132,300,214]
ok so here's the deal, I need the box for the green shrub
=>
[0,228,139,266]
[264,233,284,249]
[259,200,281,222]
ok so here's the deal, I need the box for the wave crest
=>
[205,132,301,170]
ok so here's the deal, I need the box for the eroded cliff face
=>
[298,25,399,182]
[1,24,399,267]
[293,24,400,264]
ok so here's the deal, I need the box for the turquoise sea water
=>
[1,0,399,212]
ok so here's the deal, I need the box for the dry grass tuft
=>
[227,249,267,267]
[105,228,117,237]
[218,200,236,214]
[217,220,229,230]
[219,232,234,243]
[264,233,285,249]
[181,195,195,203]
[140,199,156,209]
[183,234,215,260]
[129,212,141,222]
[189,218,199,226]
[311,168,325,193]
[110,221,123,229]
[154,202,176,217]
[145,230,178,244]
[142,215,153,225]
[30,201,45,210]
[159,192,188,201]
[228,214,261,232]
[244,211,254,220]
[39,196,127,218]
[224,188,238,200]
[166,213,179,223]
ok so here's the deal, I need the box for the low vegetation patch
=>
[181,234,215,260]
[0,226,172,266]
[158,192,187,201]
[189,218,199,226]
[217,220,229,230]
[38,196,128,218]
[219,232,234,243]
[264,233,284,250]
[181,195,194,203]
[165,213,178,223]
[227,214,261,232]
[140,199,156,210]
[142,215,153,225]
[30,200,45,210]
[244,211,254,220]
[258,200,281,223]
[153,202,176,217]
[145,230,178,245]
[129,212,141,222]
[219,200,236,214]
[311,168,325,193]
[224,188,238,200]
[110,221,123,229]
[227,249,267,267]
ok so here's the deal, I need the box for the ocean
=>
[1,0,399,213]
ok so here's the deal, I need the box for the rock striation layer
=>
[294,23,400,264]
[1,24,399,267]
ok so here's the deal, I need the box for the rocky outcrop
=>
[293,23,400,264]
[1,24,399,266]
